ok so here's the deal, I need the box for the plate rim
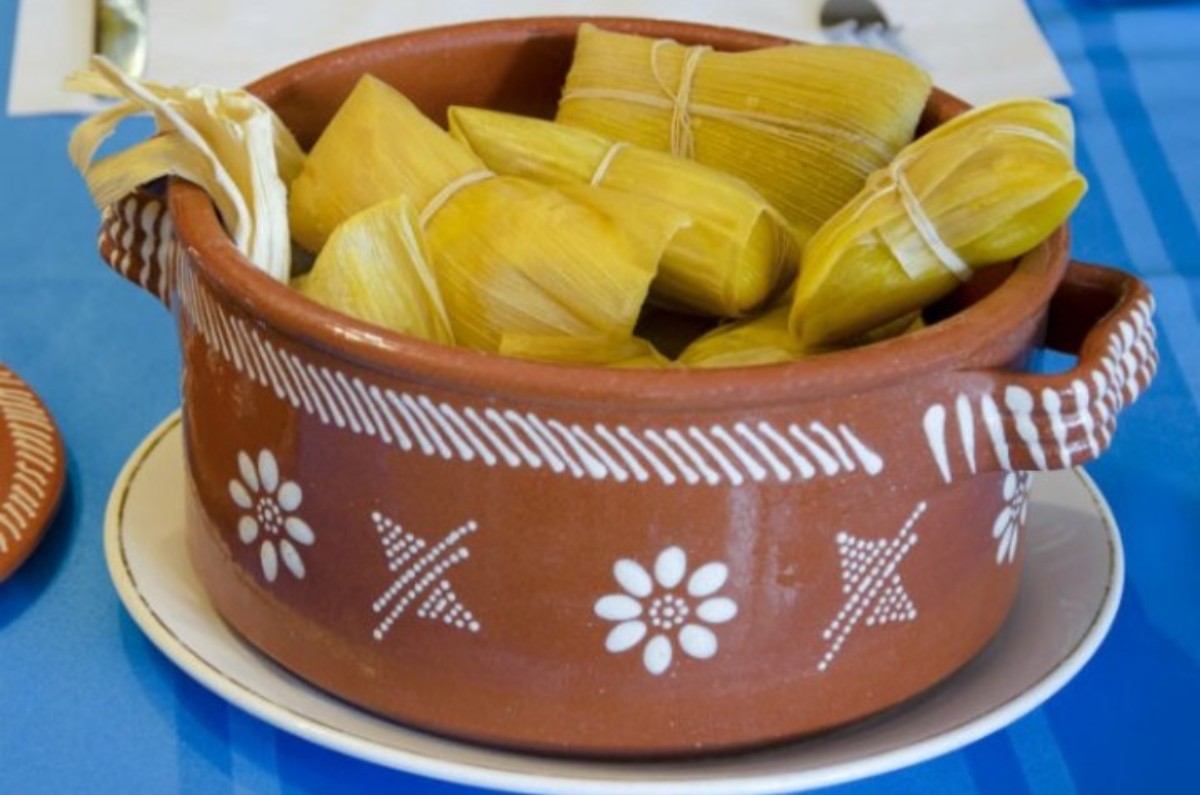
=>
[104,411,1124,795]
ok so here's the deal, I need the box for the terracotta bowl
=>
[97,18,1157,757]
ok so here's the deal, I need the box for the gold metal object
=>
[94,0,148,76]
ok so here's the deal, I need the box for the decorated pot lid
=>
[0,364,66,581]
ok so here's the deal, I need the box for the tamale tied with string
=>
[430,178,683,353]
[555,24,932,248]
[448,106,795,318]
[291,196,455,345]
[789,98,1087,346]
[288,75,481,254]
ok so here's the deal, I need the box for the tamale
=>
[676,305,811,368]
[556,24,931,247]
[288,75,482,253]
[678,306,924,368]
[499,333,669,368]
[790,98,1086,346]
[292,75,684,353]
[448,106,794,317]
[291,196,454,344]
[849,312,925,346]
[429,178,683,351]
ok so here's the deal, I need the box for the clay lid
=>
[0,364,66,581]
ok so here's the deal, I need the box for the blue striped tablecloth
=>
[1,0,1196,791]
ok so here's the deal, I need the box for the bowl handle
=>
[96,190,176,309]
[923,261,1157,482]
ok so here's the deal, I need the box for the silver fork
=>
[819,0,915,61]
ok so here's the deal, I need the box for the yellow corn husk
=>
[676,305,815,368]
[291,75,686,354]
[551,182,692,268]
[499,333,670,368]
[678,306,926,369]
[848,312,926,346]
[290,75,685,353]
[448,105,795,317]
[288,75,484,253]
[65,57,303,281]
[556,24,931,248]
[291,196,454,344]
[429,178,684,351]
[790,97,1087,346]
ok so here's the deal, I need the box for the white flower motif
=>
[228,449,315,582]
[992,472,1032,565]
[594,546,738,676]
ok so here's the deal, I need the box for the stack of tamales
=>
[289,75,684,362]
[68,24,1087,370]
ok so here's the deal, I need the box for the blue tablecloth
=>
[1,0,1197,792]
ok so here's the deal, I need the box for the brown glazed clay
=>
[0,364,65,581]
[97,18,1158,756]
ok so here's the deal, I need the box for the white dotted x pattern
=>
[370,513,480,640]
[817,502,925,672]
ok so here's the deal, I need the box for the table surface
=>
[2,0,1197,792]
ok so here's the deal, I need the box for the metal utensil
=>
[94,0,148,76]
[819,0,913,60]
[820,0,891,29]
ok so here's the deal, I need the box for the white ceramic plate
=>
[105,412,1123,795]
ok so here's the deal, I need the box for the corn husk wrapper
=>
[288,75,483,253]
[292,75,684,353]
[291,196,454,344]
[448,106,794,317]
[556,24,931,248]
[850,312,925,346]
[430,178,684,351]
[790,98,1087,346]
[678,307,924,368]
[499,333,669,368]
[676,305,811,368]
[66,57,303,282]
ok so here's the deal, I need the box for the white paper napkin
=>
[7,0,1071,116]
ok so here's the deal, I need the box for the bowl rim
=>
[167,15,1069,409]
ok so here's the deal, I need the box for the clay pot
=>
[97,18,1157,757]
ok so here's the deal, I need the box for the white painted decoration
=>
[922,296,1157,482]
[0,369,59,557]
[992,472,1032,565]
[100,194,178,304]
[370,513,480,640]
[175,265,887,489]
[228,449,315,583]
[818,502,925,672]
[595,546,738,676]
